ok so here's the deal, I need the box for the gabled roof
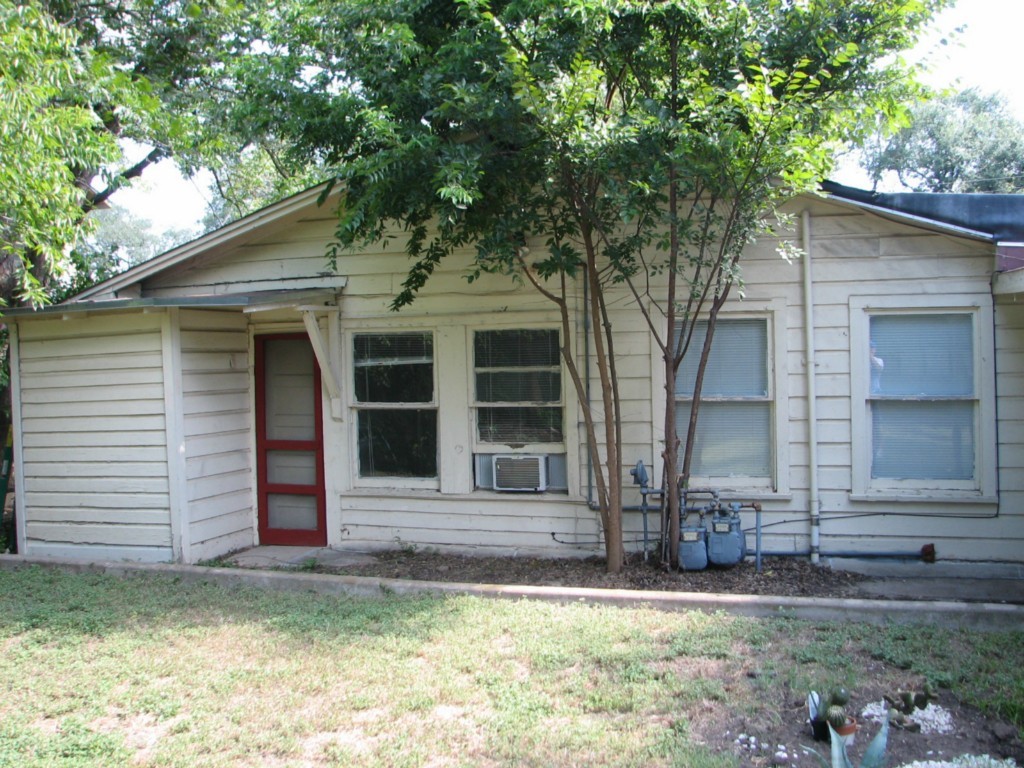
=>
[10,178,1013,320]
[72,182,338,302]
[821,181,1024,244]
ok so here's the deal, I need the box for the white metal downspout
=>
[801,210,821,564]
[8,322,27,556]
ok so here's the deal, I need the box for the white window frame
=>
[348,330,439,490]
[849,295,997,500]
[658,299,789,495]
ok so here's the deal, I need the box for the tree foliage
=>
[0,0,263,307]
[0,2,125,305]
[209,0,947,570]
[861,88,1024,193]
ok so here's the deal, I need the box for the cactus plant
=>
[827,704,847,729]
[883,680,937,730]
[808,687,858,742]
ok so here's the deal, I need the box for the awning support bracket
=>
[301,309,343,420]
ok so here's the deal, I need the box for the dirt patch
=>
[320,551,869,599]
[699,675,1024,768]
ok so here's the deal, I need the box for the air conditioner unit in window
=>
[492,454,547,492]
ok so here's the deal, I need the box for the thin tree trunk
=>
[663,25,682,569]
[583,233,623,573]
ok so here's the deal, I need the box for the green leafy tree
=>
[201,141,328,230]
[0,0,267,457]
[0,0,261,308]
[230,0,946,571]
[862,88,1024,193]
[0,2,125,305]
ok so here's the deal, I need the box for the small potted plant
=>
[808,687,858,744]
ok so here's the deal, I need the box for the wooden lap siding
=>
[179,310,255,561]
[338,494,601,556]
[796,205,1007,561]
[36,191,1014,564]
[992,298,1024,562]
[16,315,173,561]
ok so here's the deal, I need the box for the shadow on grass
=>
[0,564,461,645]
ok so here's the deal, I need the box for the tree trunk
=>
[580,222,623,573]
[663,352,680,567]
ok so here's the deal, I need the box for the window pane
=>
[870,314,973,397]
[872,401,974,480]
[478,407,563,444]
[354,333,432,363]
[267,451,317,485]
[677,319,768,397]
[474,329,562,445]
[358,409,437,477]
[354,333,433,403]
[476,371,560,402]
[268,494,318,530]
[474,330,560,367]
[264,340,316,440]
[676,401,771,477]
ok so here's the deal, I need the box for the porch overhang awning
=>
[1,284,346,317]
[241,291,345,418]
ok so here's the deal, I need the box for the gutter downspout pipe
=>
[802,210,821,564]
[584,263,594,508]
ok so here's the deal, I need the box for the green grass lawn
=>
[0,566,1020,767]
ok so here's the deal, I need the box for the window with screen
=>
[473,329,563,446]
[676,318,772,480]
[353,332,437,478]
[868,313,975,482]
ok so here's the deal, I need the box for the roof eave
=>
[72,182,338,303]
[4,286,344,319]
[819,191,996,243]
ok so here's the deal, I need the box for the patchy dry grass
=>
[0,566,1020,767]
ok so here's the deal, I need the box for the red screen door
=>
[255,334,327,546]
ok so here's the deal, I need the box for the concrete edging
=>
[1,554,1021,632]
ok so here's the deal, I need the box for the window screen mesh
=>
[474,329,562,444]
[677,319,768,397]
[476,371,561,402]
[478,407,563,444]
[354,333,433,364]
[354,333,437,478]
[675,318,770,478]
[869,313,975,481]
[869,314,973,397]
[474,330,560,367]
[871,401,974,480]
[354,333,433,403]
[676,401,771,477]
[358,409,437,478]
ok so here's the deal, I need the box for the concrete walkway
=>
[2,550,1022,632]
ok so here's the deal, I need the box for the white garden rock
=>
[861,700,955,735]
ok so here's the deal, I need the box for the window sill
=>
[717,491,793,503]
[849,492,998,505]
[683,482,788,501]
[353,479,440,491]
[344,488,572,501]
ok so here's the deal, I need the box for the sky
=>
[912,0,1024,118]
[117,0,1024,238]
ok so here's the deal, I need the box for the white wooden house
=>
[5,182,1024,567]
